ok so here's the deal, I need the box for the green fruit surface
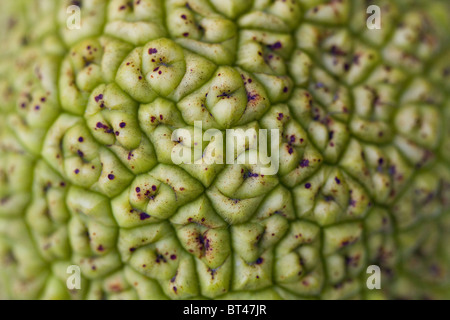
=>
[0,0,449,300]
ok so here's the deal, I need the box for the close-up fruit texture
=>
[0,0,449,300]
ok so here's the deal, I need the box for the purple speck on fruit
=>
[300,159,310,168]
[269,41,282,50]
[95,94,103,102]
[139,212,150,220]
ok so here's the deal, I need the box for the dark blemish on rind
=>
[300,159,309,168]
[268,41,282,50]
[40,97,46,102]
[182,32,189,37]
[305,183,311,189]
[136,187,141,193]
[247,92,258,101]
[95,94,103,103]
[78,137,84,143]
[283,87,288,93]
[119,122,126,128]
[70,0,82,8]
[170,254,177,260]
[74,169,80,174]
[148,48,158,54]
[139,212,151,220]
[255,257,264,265]
[173,286,177,293]
[152,185,157,191]
[277,113,284,121]
[97,245,104,252]
[181,14,187,20]
[329,131,334,140]
[108,174,115,180]
[243,171,259,179]
[34,105,40,110]
[77,150,84,158]
[335,177,341,184]
[378,158,384,165]
[129,247,136,252]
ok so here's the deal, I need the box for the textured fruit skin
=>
[0,0,449,300]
